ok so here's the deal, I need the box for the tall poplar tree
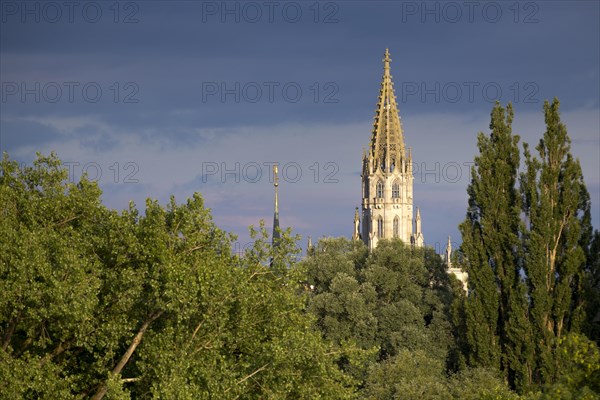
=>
[582,230,600,344]
[459,102,523,381]
[520,98,591,385]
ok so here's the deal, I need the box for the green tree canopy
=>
[0,153,353,399]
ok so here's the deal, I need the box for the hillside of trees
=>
[1,99,598,399]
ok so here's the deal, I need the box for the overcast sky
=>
[1,0,599,254]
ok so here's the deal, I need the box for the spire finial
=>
[383,48,391,74]
[272,164,280,246]
[446,236,452,267]
[274,163,279,222]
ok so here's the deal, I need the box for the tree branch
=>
[184,245,204,254]
[54,214,79,227]
[224,363,269,392]
[90,310,164,400]
[2,316,17,352]
[39,339,73,367]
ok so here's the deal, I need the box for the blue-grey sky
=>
[1,0,599,253]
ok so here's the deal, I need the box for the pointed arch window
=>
[393,216,399,237]
[376,181,384,198]
[377,217,384,238]
[392,180,400,199]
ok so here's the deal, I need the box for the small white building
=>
[445,236,468,292]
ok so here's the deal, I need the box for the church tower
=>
[359,49,423,250]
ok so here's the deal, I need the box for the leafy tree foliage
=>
[0,153,353,399]
[301,237,535,399]
[302,238,461,388]
[459,102,528,386]
[534,333,600,400]
[446,368,522,400]
[362,349,449,399]
[459,99,599,395]
[582,230,600,344]
[520,99,593,386]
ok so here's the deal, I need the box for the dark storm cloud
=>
[1,0,598,247]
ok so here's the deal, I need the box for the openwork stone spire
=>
[369,48,406,172]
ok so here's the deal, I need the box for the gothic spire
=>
[272,164,280,247]
[412,207,424,247]
[369,48,406,172]
[306,235,313,256]
[446,236,452,267]
[352,207,361,240]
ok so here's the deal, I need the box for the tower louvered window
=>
[392,181,400,198]
[376,181,384,198]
